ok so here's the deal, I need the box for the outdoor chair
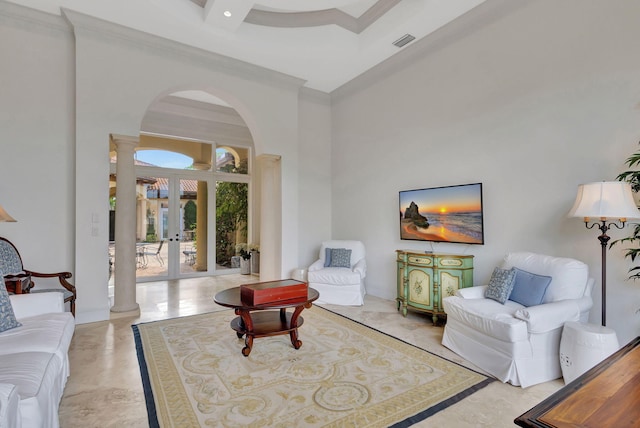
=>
[142,240,164,267]
[0,236,77,316]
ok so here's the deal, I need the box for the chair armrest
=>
[455,285,487,299]
[9,292,65,319]
[514,300,581,333]
[308,259,324,272]
[24,269,76,294]
[353,258,366,279]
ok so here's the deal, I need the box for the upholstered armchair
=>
[442,252,593,388]
[307,240,366,305]
[0,237,77,316]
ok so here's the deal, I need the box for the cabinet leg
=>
[402,306,407,317]
[432,314,438,325]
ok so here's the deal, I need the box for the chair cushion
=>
[0,241,23,275]
[318,241,365,269]
[0,276,21,333]
[0,312,75,361]
[509,268,551,307]
[443,295,528,342]
[484,267,516,304]
[323,248,332,267]
[501,252,588,303]
[0,352,61,400]
[308,267,362,285]
[329,248,351,268]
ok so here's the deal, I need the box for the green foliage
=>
[611,142,640,279]
[145,233,158,243]
[216,159,249,266]
[183,200,197,231]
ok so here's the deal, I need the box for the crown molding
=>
[0,0,70,35]
[299,87,331,106]
[61,8,306,91]
[245,0,401,34]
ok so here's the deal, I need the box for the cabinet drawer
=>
[438,257,473,269]
[408,256,432,265]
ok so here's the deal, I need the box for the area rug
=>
[132,306,492,427]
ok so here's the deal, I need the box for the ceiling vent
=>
[392,34,415,48]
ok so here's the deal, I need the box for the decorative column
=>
[192,161,210,271]
[110,135,140,313]
[257,154,282,281]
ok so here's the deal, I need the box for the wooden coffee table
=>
[214,286,319,356]
[515,336,640,427]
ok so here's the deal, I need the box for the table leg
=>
[288,302,312,350]
[236,308,254,357]
[242,335,254,357]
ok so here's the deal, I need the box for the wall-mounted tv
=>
[399,183,484,245]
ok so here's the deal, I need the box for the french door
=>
[135,169,213,282]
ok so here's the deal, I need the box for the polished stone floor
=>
[59,275,562,427]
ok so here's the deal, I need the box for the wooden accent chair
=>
[0,237,76,316]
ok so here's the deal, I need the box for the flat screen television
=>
[399,183,484,245]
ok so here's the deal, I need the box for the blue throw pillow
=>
[485,267,516,304]
[0,273,22,333]
[329,248,352,268]
[323,248,333,267]
[508,268,552,307]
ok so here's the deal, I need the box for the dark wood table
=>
[214,286,319,356]
[515,336,640,427]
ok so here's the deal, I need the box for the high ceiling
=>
[9,0,487,92]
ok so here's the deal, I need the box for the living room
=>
[2,0,640,426]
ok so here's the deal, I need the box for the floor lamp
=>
[568,181,640,326]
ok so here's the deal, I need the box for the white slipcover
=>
[0,383,20,428]
[307,240,366,305]
[0,292,75,428]
[442,252,593,388]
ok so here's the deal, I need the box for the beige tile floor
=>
[59,275,562,427]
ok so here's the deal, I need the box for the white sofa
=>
[0,292,75,428]
[442,252,593,388]
[307,240,366,305]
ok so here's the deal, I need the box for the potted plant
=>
[237,243,251,275]
[249,243,260,274]
[611,142,640,281]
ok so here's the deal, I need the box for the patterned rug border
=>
[132,306,493,427]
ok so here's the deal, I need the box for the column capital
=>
[110,134,139,151]
[256,154,281,165]
[192,161,211,170]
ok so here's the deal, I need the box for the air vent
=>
[392,34,415,48]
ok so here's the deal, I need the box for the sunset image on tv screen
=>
[399,183,484,244]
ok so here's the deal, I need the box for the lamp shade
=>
[0,205,16,222]
[568,181,640,220]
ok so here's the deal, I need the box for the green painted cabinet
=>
[396,250,474,324]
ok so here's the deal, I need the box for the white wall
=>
[0,3,75,286]
[297,88,333,268]
[330,0,640,344]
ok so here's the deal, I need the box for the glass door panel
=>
[180,178,209,275]
[136,175,169,280]
[215,180,248,272]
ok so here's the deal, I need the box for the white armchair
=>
[442,252,593,388]
[307,240,366,305]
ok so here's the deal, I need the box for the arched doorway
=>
[109,90,257,284]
